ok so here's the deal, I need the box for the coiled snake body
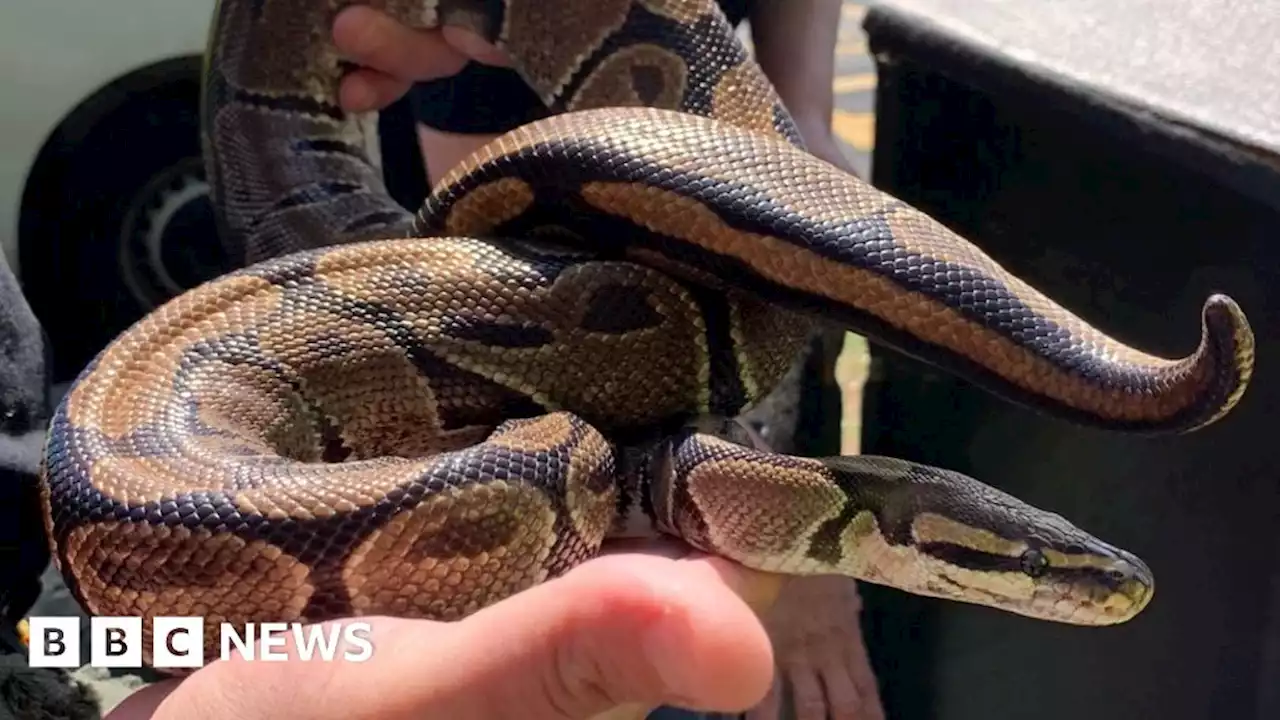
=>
[40,0,1254,667]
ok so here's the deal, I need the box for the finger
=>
[688,554,784,617]
[332,5,468,81]
[338,69,412,112]
[850,671,886,720]
[420,551,781,715]
[818,662,867,720]
[587,702,654,720]
[600,541,784,617]
[442,25,515,67]
[146,552,779,720]
[786,665,827,720]
[744,673,784,720]
[843,639,884,715]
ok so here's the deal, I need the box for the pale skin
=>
[335,0,860,185]
[108,540,784,720]
[333,4,883,718]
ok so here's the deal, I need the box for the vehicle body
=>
[2,1,230,382]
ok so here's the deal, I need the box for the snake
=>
[38,0,1254,669]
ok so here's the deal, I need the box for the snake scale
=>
[39,0,1255,669]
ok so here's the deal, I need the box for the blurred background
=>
[0,1,876,392]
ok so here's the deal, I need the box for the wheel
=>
[19,63,235,384]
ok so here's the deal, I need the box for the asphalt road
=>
[832,1,877,177]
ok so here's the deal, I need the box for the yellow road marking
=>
[832,73,877,94]
[842,4,868,23]
[832,109,875,152]
[836,39,867,56]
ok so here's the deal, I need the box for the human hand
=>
[106,539,784,720]
[332,5,511,113]
[749,576,884,720]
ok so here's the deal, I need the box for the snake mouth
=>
[1103,552,1155,620]
[1088,577,1153,626]
[1026,551,1155,626]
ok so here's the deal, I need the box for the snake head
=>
[824,456,1155,626]
[906,517,1154,626]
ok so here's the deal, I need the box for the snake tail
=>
[204,0,1252,430]
[631,428,1154,626]
[417,107,1255,434]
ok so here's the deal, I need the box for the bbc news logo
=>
[27,616,374,669]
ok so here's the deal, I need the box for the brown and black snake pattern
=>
[39,0,1253,669]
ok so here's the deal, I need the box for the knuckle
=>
[791,688,827,719]
[827,695,865,720]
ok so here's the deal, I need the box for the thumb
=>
[393,550,784,719]
[127,550,783,720]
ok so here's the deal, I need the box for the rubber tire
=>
[19,72,232,384]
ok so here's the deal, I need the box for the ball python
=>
[39,0,1255,668]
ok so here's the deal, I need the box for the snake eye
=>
[1020,549,1049,578]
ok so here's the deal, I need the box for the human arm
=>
[748,0,856,175]
[332,2,857,179]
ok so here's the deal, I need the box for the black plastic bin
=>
[855,2,1280,719]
